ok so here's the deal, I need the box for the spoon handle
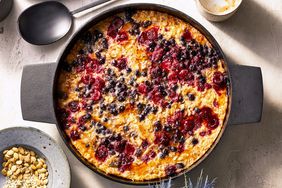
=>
[71,0,113,15]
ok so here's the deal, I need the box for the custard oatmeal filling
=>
[56,10,230,181]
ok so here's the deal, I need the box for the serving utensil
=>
[18,0,112,45]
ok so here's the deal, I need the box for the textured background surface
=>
[0,0,281,187]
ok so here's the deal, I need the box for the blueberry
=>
[86,105,92,111]
[163,148,169,155]
[111,60,117,67]
[101,38,108,49]
[164,125,172,132]
[87,47,93,53]
[117,96,126,102]
[149,41,156,48]
[172,84,178,91]
[154,121,162,131]
[126,67,132,73]
[170,146,177,152]
[129,79,135,86]
[123,126,129,132]
[154,121,161,126]
[176,163,185,169]
[154,126,162,131]
[99,57,105,65]
[99,110,103,116]
[189,64,196,72]
[105,129,111,134]
[129,23,140,35]
[169,38,176,46]
[79,125,87,131]
[125,9,136,22]
[152,106,158,114]
[107,68,114,76]
[159,152,166,159]
[199,75,206,84]
[135,148,143,157]
[94,29,103,38]
[135,70,141,77]
[129,90,137,98]
[142,20,152,28]
[96,129,102,134]
[179,136,185,144]
[109,151,116,156]
[137,103,144,111]
[141,70,147,77]
[95,51,102,59]
[180,36,186,45]
[129,99,135,105]
[178,95,184,102]
[175,121,180,127]
[188,93,195,101]
[119,105,125,112]
[100,103,107,111]
[139,114,145,121]
[192,138,199,145]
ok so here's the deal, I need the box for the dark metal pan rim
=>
[52,3,232,185]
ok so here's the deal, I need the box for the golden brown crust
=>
[55,10,229,181]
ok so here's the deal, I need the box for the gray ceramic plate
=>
[0,127,71,188]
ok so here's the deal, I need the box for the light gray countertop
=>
[0,0,281,187]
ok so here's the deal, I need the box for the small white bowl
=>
[195,0,243,22]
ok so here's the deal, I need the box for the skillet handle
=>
[228,64,263,125]
[21,63,57,124]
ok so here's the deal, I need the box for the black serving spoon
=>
[18,0,113,45]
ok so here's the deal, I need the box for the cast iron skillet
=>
[20,3,263,185]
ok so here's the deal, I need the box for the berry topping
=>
[138,27,159,45]
[56,10,229,180]
[213,71,224,85]
[138,83,148,94]
[112,57,127,70]
[70,130,80,141]
[95,145,109,162]
[107,16,124,38]
[116,31,129,42]
[114,140,126,153]
[198,107,219,130]
[141,150,157,163]
[212,71,229,93]
[165,165,177,176]
[154,132,170,146]
[68,101,80,112]
[118,154,134,172]
[124,143,135,155]
[182,28,192,41]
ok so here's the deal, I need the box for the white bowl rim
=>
[197,0,243,16]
